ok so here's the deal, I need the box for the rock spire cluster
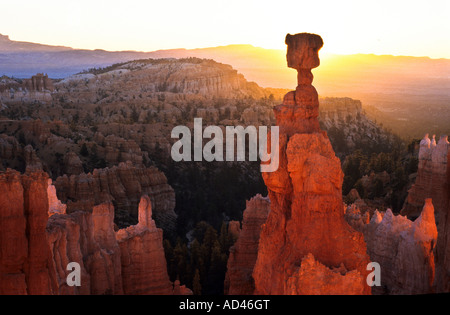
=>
[0,169,191,295]
[402,134,449,219]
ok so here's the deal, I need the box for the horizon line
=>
[2,33,449,61]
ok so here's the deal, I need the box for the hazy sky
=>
[1,0,449,58]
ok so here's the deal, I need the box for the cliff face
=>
[0,169,190,295]
[47,201,123,295]
[402,134,449,219]
[224,194,270,295]
[252,33,371,295]
[54,161,177,231]
[346,200,438,294]
[0,170,56,294]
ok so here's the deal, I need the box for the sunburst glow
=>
[1,0,449,58]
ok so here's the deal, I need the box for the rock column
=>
[253,33,371,295]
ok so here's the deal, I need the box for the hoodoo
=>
[252,33,372,295]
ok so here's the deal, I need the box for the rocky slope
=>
[0,119,177,233]
[55,58,280,102]
[319,97,397,159]
[252,33,371,295]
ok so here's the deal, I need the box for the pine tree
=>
[206,240,227,294]
[173,238,189,285]
[219,222,234,254]
[80,143,89,156]
[163,239,176,281]
[193,269,202,295]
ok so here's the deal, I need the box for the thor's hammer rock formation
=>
[252,33,372,295]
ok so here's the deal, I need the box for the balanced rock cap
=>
[285,33,323,70]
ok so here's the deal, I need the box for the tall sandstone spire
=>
[252,33,372,295]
